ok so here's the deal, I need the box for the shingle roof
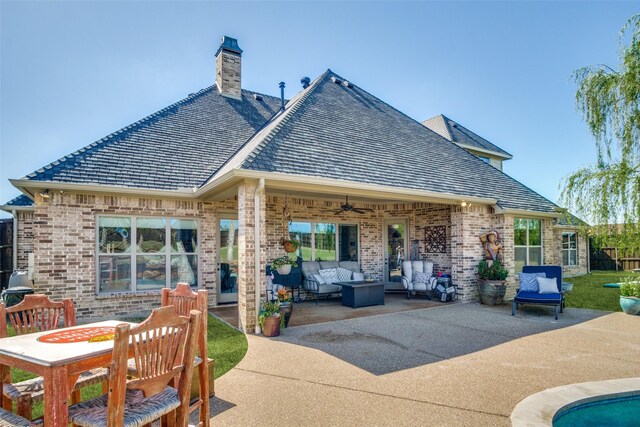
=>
[22,86,281,190]
[4,195,33,207]
[239,70,556,213]
[422,114,512,158]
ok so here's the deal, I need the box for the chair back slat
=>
[107,306,201,426]
[0,294,75,337]
[125,306,198,397]
[161,283,208,358]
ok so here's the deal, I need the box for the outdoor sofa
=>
[301,261,363,302]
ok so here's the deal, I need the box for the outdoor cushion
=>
[513,291,562,303]
[318,268,339,284]
[301,261,321,278]
[413,271,427,285]
[537,277,559,294]
[353,272,365,281]
[312,274,326,285]
[317,283,342,294]
[319,261,340,270]
[518,272,545,292]
[338,261,360,273]
[336,267,352,282]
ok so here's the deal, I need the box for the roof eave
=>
[9,179,198,200]
[454,142,513,160]
[493,204,562,218]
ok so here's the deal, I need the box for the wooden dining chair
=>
[0,294,109,420]
[161,283,211,427]
[68,305,201,427]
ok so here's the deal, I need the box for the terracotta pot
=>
[262,315,281,337]
[279,302,293,327]
[276,264,292,275]
[283,241,297,253]
[479,280,507,305]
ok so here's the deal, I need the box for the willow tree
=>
[562,15,640,255]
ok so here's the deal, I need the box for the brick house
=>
[1,36,588,332]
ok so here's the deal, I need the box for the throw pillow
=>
[312,274,326,285]
[413,271,427,285]
[318,268,339,285]
[336,267,352,282]
[353,272,365,281]
[519,272,546,292]
[537,277,559,294]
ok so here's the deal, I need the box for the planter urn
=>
[279,301,293,327]
[619,296,640,315]
[478,280,507,305]
[262,315,281,337]
[276,264,292,275]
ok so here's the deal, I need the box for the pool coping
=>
[510,377,640,426]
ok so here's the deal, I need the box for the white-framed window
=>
[288,222,358,262]
[97,215,199,293]
[514,218,542,273]
[562,232,577,266]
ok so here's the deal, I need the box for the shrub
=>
[478,260,509,281]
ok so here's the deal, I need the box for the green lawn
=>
[564,270,638,312]
[9,314,247,419]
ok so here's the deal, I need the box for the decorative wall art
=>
[424,226,446,253]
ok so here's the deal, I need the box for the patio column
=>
[237,179,266,333]
[450,205,489,302]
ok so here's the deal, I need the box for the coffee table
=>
[337,281,386,308]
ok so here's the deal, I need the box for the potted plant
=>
[477,260,509,305]
[259,300,285,337]
[271,256,298,275]
[280,237,300,254]
[277,288,293,327]
[619,279,640,315]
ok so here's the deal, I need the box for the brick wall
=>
[29,191,237,320]
[16,211,35,268]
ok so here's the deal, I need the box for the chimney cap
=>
[301,76,311,89]
[216,36,243,57]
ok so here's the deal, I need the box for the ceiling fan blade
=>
[356,207,374,211]
[334,210,344,215]
[352,209,367,214]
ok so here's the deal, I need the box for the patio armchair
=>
[512,265,564,320]
[0,294,109,421]
[402,261,437,299]
[268,256,303,302]
[0,407,30,426]
[68,306,200,427]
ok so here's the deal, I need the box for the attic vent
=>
[331,76,342,84]
[342,80,353,88]
[253,94,263,101]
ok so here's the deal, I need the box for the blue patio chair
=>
[512,265,564,320]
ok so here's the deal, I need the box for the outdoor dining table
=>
[0,320,135,426]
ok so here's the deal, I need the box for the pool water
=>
[553,394,640,427]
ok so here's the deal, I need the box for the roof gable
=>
[422,114,512,159]
[239,71,555,213]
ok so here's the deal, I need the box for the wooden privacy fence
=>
[590,243,640,271]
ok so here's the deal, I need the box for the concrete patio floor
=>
[210,303,640,426]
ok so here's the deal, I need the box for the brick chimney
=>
[215,36,242,99]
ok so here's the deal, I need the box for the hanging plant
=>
[280,237,300,253]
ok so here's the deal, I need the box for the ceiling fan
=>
[327,196,374,215]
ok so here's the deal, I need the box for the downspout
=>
[254,178,265,334]
[12,210,17,270]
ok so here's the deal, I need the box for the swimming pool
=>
[553,393,640,427]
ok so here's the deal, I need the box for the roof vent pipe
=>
[301,77,311,89]
[279,82,285,111]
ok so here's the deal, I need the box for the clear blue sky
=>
[1,1,637,218]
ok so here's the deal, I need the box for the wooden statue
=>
[480,230,503,262]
